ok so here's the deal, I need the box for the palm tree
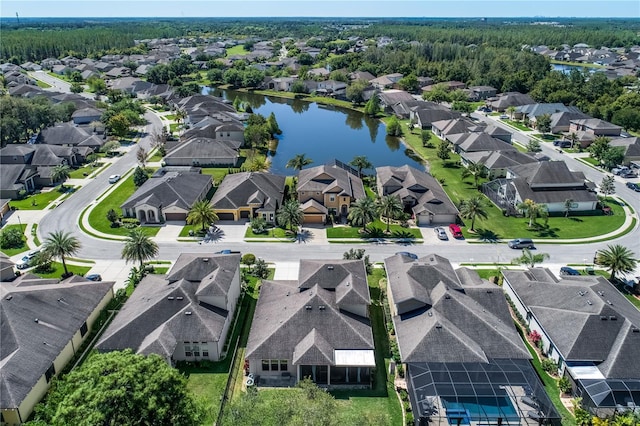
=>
[175,108,187,125]
[459,195,488,232]
[277,199,304,232]
[563,199,574,218]
[596,245,638,281]
[348,197,377,230]
[51,164,71,187]
[286,154,313,171]
[187,200,219,232]
[461,162,486,188]
[517,199,547,228]
[349,155,373,177]
[377,195,403,233]
[42,230,81,277]
[506,106,516,119]
[568,132,579,150]
[513,248,550,268]
[121,228,159,269]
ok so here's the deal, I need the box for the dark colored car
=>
[560,266,580,276]
[85,273,102,281]
[508,238,535,249]
[626,182,640,192]
[395,251,418,260]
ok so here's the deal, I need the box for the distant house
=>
[609,136,640,165]
[297,161,365,223]
[38,122,106,151]
[515,103,581,126]
[263,76,298,91]
[411,107,461,129]
[549,111,591,134]
[467,85,497,100]
[163,137,241,167]
[377,90,415,114]
[211,172,286,223]
[376,165,458,226]
[569,118,622,139]
[370,75,395,90]
[384,253,559,425]
[503,268,640,416]
[1,274,114,425]
[245,259,374,388]
[71,107,103,125]
[487,92,535,111]
[431,117,486,141]
[448,132,515,154]
[121,171,212,223]
[97,253,241,364]
[461,149,538,179]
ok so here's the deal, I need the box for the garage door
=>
[240,211,250,219]
[217,213,235,221]
[164,213,185,221]
[303,215,325,224]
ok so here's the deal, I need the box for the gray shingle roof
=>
[385,254,530,364]
[164,137,240,163]
[38,123,104,149]
[121,171,212,211]
[1,276,113,409]
[210,172,285,212]
[298,163,365,200]
[502,269,640,379]
[298,259,370,307]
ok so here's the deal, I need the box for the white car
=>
[16,249,41,270]
[108,174,121,184]
[434,227,448,240]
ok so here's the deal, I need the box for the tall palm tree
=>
[596,245,637,281]
[517,199,546,228]
[187,200,219,232]
[175,108,187,125]
[461,162,486,188]
[563,199,574,218]
[277,199,304,233]
[349,155,373,177]
[51,164,71,187]
[459,195,488,232]
[348,197,377,230]
[121,228,159,269]
[568,132,579,150]
[513,248,550,268]
[285,154,313,171]
[42,230,81,277]
[377,195,403,233]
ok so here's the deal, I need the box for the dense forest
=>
[1,18,639,63]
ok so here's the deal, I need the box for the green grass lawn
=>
[180,362,230,425]
[36,80,52,88]
[580,157,600,167]
[225,45,249,56]
[164,114,177,121]
[502,119,531,132]
[10,189,64,210]
[303,96,364,111]
[148,151,164,162]
[550,59,605,69]
[87,175,160,237]
[200,167,229,185]
[31,223,41,246]
[0,224,28,256]
[327,220,422,239]
[244,226,291,239]
[69,163,105,179]
[33,262,91,279]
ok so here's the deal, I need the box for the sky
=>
[1,0,639,19]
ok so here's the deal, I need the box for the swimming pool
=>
[442,396,518,424]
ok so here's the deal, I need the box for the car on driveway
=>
[626,182,640,192]
[449,224,463,238]
[499,114,509,119]
[560,266,580,276]
[16,249,41,269]
[108,174,121,184]
[85,273,102,281]
[434,227,448,240]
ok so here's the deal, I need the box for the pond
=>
[551,63,601,75]
[205,88,425,176]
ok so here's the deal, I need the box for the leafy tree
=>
[244,123,269,149]
[106,113,131,138]
[242,253,256,270]
[244,154,270,172]
[451,101,472,114]
[436,140,450,162]
[121,228,159,269]
[596,244,638,281]
[70,82,84,93]
[563,199,575,218]
[460,162,486,188]
[459,196,488,232]
[599,175,616,196]
[291,81,307,94]
[86,76,107,95]
[51,164,71,186]
[601,146,625,170]
[266,112,282,136]
[346,79,368,104]
[421,130,432,147]
[612,107,640,132]
[588,136,611,164]
[349,155,373,176]
[174,82,201,98]
[277,199,303,232]
[517,199,547,228]
[377,195,403,233]
[42,230,81,277]
[558,377,572,395]
[526,139,541,153]
[343,248,372,275]
[348,197,378,230]
[363,94,380,117]
[512,248,550,268]
[386,116,403,137]
[29,350,204,426]
[0,227,24,249]
[106,209,119,226]
[536,113,552,133]
[132,166,149,187]
[252,258,269,279]
[100,140,120,156]
[187,200,218,232]
[136,146,147,168]
[422,84,450,103]
[250,216,268,234]
[286,153,313,171]
[506,106,516,119]
[398,74,419,92]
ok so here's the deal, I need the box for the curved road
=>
[37,103,640,266]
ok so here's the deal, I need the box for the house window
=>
[80,321,88,337]
[280,360,288,371]
[185,343,192,357]
[227,133,230,137]
[262,360,270,371]
[262,213,267,219]
[329,196,335,202]
[203,350,209,357]
[45,364,56,383]
[271,360,279,371]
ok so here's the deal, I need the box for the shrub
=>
[122,218,141,225]
[250,217,268,234]
[242,253,256,267]
[529,330,542,345]
[558,376,572,394]
[541,358,558,374]
[405,412,414,425]
[252,258,269,279]
[396,363,405,378]
[0,228,24,249]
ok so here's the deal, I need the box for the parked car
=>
[499,114,509,119]
[449,224,463,238]
[626,182,640,192]
[85,273,102,281]
[108,174,121,184]
[612,166,630,176]
[395,251,418,260]
[508,238,535,249]
[215,250,240,254]
[15,249,41,270]
[553,140,571,148]
[620,170,637,178]
[434,227,448,240]
[560,266,580,276]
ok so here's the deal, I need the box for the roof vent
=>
[5,295,12,300]
[202,258,209,262]
[34,318,39,323]
[305,305,312,310]
[428,311,433,317]
[597,291,604,296]
[632,328,640,333]
[177,296,183,300]
[600,316,608,320]
[168,296,175,300]
[606,300,612,305]
[327,266,334,270]
[609,316,617,321]
[185,311,192,315]
[319,305,326,310]
[587,300,593,305]
[445,294,451,299]
[486,290,493,294]
[435,324,442,329]
[286,291,290,296]
[578,291,586,296]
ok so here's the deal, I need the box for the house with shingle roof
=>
[38,122,106,151]
[121,170,212,223]
[569,118,622,143]
[245,259,374,387]
[461,149,538,179]
[608,136,640,166]
[502,268,640,415]
[385,253,559,425]
[549,111,591,134]
[71,107,103,125]
[297,161,365,224]
[1,274,114,425]
[163,137,241,167]
[97,253,241,364]
[376,165,458,226]
[487,92,535,112]
[448,132,515,154]
[211,172,285,223]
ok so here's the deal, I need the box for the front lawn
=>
[10,189,64,210]
[87,175,160,237]
[326,219,422,240]
[33,262,91,279]
[69,163,105,179]
[180,362,230,426]
[244,226,290,239]
[225,45,249,56]
[501,119,531,132]
[0,224,28,256]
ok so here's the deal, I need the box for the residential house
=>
[315,80,347,96]
[307,67,330,79]
[448,132,515,154]
[431,117,486,141]
[370,75,396,90]
[461,150,538,179]
[467,85,497,101]
[51,64,72,75]
[411,107,461,130]
[514,103,581,125]
[297,161,365,223]
[569,119,622,143]
[502,268,640,416]
[348,71,375,82]
[71,107,103,125]
[378,90,415,114]
[482,161,598,215]
[376,165,458,226]
[121,170,212,223]
[608,137,640,166]
[487,92,535,112]
[245,259,374,388]
[97,253,241,364]
[1,275,114,425]
[0,146,38,198]
[549,111,591,134]
[211,172,286,223]
[384,253,559,425]
[263,77,298,92]
[163,137,241,167]
[38,122,106,151]
[0,252,14,282]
